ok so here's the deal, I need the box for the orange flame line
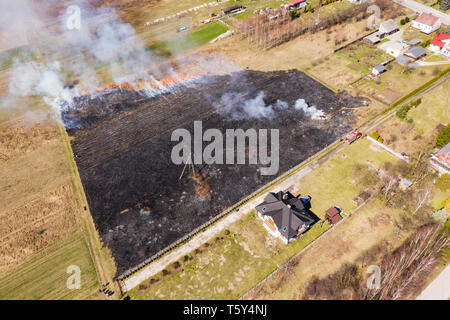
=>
[81,73,204,96]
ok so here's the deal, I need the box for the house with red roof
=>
[411,12,441,34]
[430,142,450,174]
[430,33,450,57]
[286,0,308,9]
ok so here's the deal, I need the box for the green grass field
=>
[407,79,449,134]
[149,22,229,57]
[0,233,99,300]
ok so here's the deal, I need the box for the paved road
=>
[417,265,450,300]
[393,0,450,25]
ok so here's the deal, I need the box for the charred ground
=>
[63,69,368,275]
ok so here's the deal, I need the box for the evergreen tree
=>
[441,0,450,11]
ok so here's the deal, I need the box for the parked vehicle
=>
[345,130,362,144]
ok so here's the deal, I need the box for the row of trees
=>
[237,3,371,50]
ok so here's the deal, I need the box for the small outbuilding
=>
[325,207,342,224]
[372,64,386,76]
[395,55,411,66]
[399,178,413,190]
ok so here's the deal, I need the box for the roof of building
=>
[379,19,399,34]
[431,33,450,48]
[407,38,422,46]
[289,0,307,4]
[325,207,342,224]
[256,191,315,240]
[364,32,381,43]
[222,4,244,13]
[433,142,450,167]
[373,64,387,73]
[404,46,426,59]
[386,42,408,51]
[415,12,440,27]
[396,55,410,65]
[399,178,413,187]
[436,142,450,155]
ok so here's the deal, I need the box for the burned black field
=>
[63,69,368,276]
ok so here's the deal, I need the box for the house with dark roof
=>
[404,46,427,61]
[430,33,450,57]
[222,4,245,15]
[255,191,316,244]
[411,12,441,34]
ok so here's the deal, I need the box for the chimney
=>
[282,193,288,200]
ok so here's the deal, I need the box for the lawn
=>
[128,138,398,300]
[407,79,449,134]
[149,22,229,57]
[355,63,447,105]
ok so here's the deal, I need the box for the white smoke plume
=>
[0,0,176,115]
[214,91,276,120]
[275,99,289,109]
[294,98,326,120]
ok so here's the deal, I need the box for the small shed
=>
[325,207,342,224]
[399,178,413,190]
[372,64,386,76]
[364,32,381,45]
[395,55,410,66]
[407,38,422,46]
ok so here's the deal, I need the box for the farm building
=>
[411,12,441,34]
[378,19,399,37]
[430,142,450,174]
[404,46,427,61]
[255,191,317,244]
[222,4,245,15]
[363,19,399,44]
[429,33,450,57]
[325,207,342,224]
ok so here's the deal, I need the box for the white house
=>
[383,42,408,57]
[411,12,441,34]
[430,33,450,57]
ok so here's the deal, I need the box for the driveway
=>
[416,265,450,300]
[393,0,450,25]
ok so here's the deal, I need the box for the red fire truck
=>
[345,130,362,144]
